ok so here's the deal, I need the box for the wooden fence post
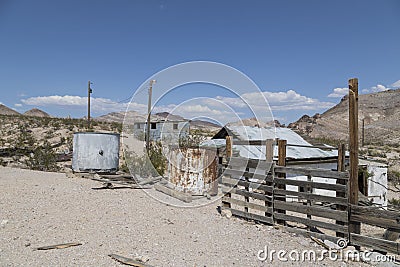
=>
[222,136,233,209]
[265,139,274,218]
[276,139,287,225]
[348,78,361,240]
[336,143,346,237]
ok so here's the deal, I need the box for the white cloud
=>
[21,95,136,113]
[391,80,400,88]
[362,84,389,93]
[216,90,335,112]
[14,103,22,107]
[328,87,348,98]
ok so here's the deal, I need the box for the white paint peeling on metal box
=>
[72,132,120,173]
[167,147,217,195]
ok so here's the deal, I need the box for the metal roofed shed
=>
[72,132,120,173]
[202,125,338,160]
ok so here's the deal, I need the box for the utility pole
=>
[87,81,93,129]
[146,80,156,150]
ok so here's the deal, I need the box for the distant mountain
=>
[154,112,185,121]
[288,89,400,145]
[0,104,20,116]
[227,117,283,128]
[24,108,50,118]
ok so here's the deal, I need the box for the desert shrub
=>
[179,134,206,148]
[125,142,167,177]
[25,140,59,172]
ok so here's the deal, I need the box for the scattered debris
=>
[0,219,9,228]
[309,236,330,250]
[108,254,154,267]
[34,242,82,251]
[154,183,192,203]
[221,209,232,219]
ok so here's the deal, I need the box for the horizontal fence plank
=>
[274,166,349,180]
[274,213,348,233]
[227,157,273,170]
[286,143,336,151]
[350,205,400,231]
[222,196,273,214]
[274,189,348,205]
[222,187,272,202]
[350,233,400,255]
[222,168,273,182]
[221,177,273,193]
[232,140,266,146]
[284,226,345,244]
[274,177,347,193]
[274,200,348,222]
[222,207,274,225]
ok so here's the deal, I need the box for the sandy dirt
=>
[0,167,374,266]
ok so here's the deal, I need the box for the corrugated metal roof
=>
[201,125,338,160]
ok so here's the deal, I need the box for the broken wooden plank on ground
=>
[137,176,162,186]
[108,254,154,267]
[35,242,82,251]
[154,183,192,203]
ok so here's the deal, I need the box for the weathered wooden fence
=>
[221,157,349,243]
[219,137,400,255]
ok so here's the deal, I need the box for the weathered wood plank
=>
[273,189,348,205]
[35,242,82,251]
[350,234,400,255]
[274,166,349,180]
[222,168,273,182]
[222,187,272,202]
[274,177,347,192]
[350,205,400,231]
[274,200,348,222]
[222,207,274,225]
[222,196,273,214]
[154,183,192,203]
[227,157,273,171]
[274,213,348,233]
[283,226,344,244]
[221,177,273,193]
[109,254,154,267]
[232,140,265,145]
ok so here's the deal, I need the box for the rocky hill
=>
[288,89,400,146]
[0,104,20,116]
[24,108,50,118]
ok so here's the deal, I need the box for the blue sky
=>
[0,0,399,124]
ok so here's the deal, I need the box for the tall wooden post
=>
[336,143,346,237]
[348,78,361,237]
[222,136,233,209]
[265,139,274,217]
[276,139,287,225]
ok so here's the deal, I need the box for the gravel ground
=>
[0,167,373,266]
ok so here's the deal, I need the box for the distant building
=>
[133,120,190,142]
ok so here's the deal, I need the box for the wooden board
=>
[274,177,347,192]
[221,177,273,193]
[222,196,273,213]
[274,166,349,180]
[154,184,192,203]
[274,200,348,222]
[274,213,348,233]
[350,205,400,231]
[222,207,273,225]
[350,234,400,255]
[273,189,348,205]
